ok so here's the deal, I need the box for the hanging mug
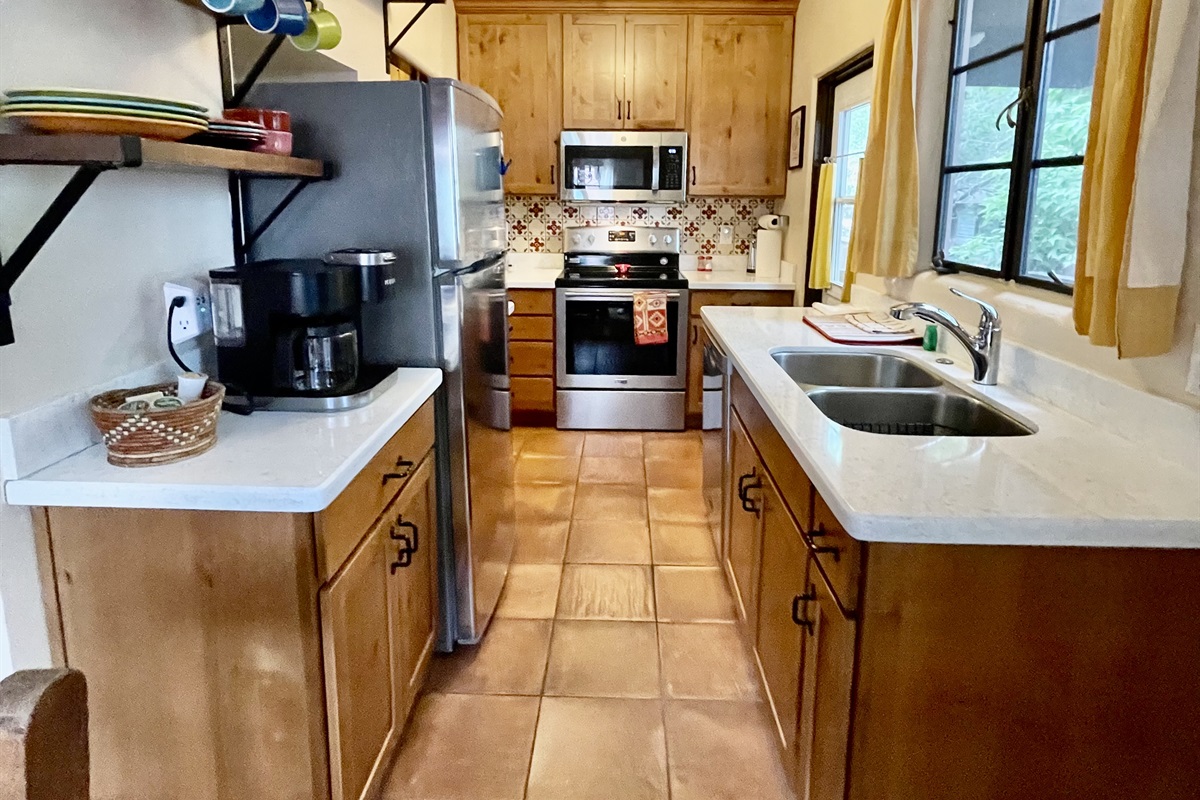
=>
[290,1,343,51]
[201,0,266,13]
[245,0,309,36]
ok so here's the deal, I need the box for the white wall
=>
[0,0,234,675]
[782,0,1200,408]
[323,0,389,80]
[388,0,459,79]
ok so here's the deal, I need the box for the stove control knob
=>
[660,257,668,266]
[649,234,658,245]
[588,234,596,245]
[664,235,673,245]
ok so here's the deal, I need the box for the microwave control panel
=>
[659,146,684,191]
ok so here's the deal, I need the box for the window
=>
[935,0,1102,292]
[828,69,873,288]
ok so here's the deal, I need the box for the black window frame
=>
[933,0,1103,295]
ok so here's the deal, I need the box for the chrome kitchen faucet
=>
[890,289,1001,385]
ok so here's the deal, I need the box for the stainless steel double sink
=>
[771,351,1035,437]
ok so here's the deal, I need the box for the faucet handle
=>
[949,288,1000,329]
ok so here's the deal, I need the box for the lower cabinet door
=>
[754,469,809,754]
[386,455,440,725]
[320,517,396,800]
[794,555,856,800]
[685,318,705,417]
[726,412,764,632]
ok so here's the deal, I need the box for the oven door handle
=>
[560,291,682,301]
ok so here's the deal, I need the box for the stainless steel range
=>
[555,225,689,430]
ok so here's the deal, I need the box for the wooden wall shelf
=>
[0,134,328,178]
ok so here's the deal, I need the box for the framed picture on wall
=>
[788,106,806,170]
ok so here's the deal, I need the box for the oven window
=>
[564,298,679,376]
[563,146,654,190]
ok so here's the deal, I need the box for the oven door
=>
[556,288,688,390]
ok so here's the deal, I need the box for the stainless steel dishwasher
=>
[700,323,732,556]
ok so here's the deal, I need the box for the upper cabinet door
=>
[563,15,626,130]
[625,15,688,130]
[687,15,794,196]
[459,14,563,195]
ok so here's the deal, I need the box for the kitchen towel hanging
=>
[633,291,669,346]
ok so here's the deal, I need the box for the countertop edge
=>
[701,309,1200,549]
[4,369,443,514]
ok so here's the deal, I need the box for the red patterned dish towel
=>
[633,291,669,346]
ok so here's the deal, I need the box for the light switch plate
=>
[719,226,733,244]
[597,206,616,222]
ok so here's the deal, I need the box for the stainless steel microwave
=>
[560,131,688,204]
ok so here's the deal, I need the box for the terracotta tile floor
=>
[382,428,795,800]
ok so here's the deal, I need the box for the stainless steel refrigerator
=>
[244,79,516,647]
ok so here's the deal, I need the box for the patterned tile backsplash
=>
[506,196,781,255]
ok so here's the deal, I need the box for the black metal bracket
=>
[388,1,434,52]
[236,176,316,259]
[0,159,128,345]
[227,34,287,108]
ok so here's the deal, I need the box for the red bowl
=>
[253,129,293,156]
[224,107,291,132]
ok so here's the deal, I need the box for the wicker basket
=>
[89,381,225,467]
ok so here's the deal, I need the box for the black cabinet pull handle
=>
[739,471,762,515]
[792,589,816,634]
[737,470,757,502]
[382,458,415,485]
[813,544,842,562]
[691,324,698,344]
[617,98,622,120]
[690,165,697,186]
[550,164,556,185]
[809,523,827,538]
[390,520,419,573]
[627,100,631,120]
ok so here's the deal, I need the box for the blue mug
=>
[245,0,309,36]
[201,0,266,13]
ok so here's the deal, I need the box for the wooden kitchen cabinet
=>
[754,467,808,754]
[387,455,440,725]
[563,14,687,130]
[725,411,763,632]
[459,14,562,194]
[508,287,556,425]
[321,512,396,800]
[686,318,706,419]
[33,400,441,800]
[687,15,794,196]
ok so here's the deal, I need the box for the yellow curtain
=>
[844,0,919,282]
[1075,0,1197,358]
[808,163,835,290]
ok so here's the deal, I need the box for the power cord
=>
[167,294,257,416]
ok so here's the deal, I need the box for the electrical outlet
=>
[163,281,212,344]
[719,226,734,245]
[597,206,616,222]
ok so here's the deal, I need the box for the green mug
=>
[290,2,342,51]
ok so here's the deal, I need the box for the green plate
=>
[1,102,210,125]
[3,87,208,114]
[3,93,209,119]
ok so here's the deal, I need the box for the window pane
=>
[831,201,854,285]
[956,0,1030,65]
[1048,0,1100,31]
[1022,166,1082,284]
[840,103,871,156]
[940,169,1011,271]
[947,53,1023,166]
[835,156,861,199]
[1035,26,1099,159]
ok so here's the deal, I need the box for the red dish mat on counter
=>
[804,313,923,345]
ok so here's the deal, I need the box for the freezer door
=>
[440,255,516,644]
[427,79,507,273]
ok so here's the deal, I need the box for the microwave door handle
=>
[651,147,660,194]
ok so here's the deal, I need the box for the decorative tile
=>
[506,196,781,256]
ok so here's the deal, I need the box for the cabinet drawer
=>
[316,398,436,582]
[809,493,861,615]
[689,289,793,316]
[512,377,555,412]
[510,341,554,376]
[509,289,554,316]
[510,315,554,341]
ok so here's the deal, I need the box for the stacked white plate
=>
[0,88,210,140]
[187,118,268,150]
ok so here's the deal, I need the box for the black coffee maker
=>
[209,251,398,407]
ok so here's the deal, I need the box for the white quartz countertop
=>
[703,306,1200,549]
[4,368,443,513]
[506,262,795,291]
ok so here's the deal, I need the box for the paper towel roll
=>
[754,229,783,278]
[757,214,783,229]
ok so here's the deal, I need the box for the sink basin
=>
[772,351,944,389]
[806,389,1036,437]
